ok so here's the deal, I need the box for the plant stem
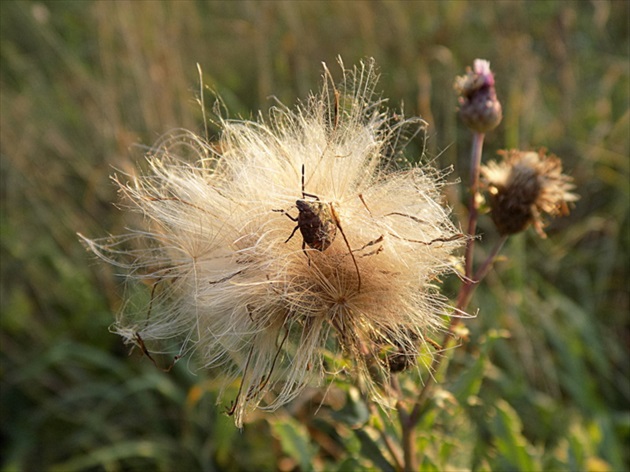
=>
[456,235,507,310]
[398,131,496,471]
[464,131,485,279]
[394,390,417,472]
[400,413,416,472]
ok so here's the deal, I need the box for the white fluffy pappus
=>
[81,59,465,426]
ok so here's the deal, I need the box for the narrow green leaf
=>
[270,416,315,472]
[353,428,396,472]
[49,440,172,472]
[490,400,540,471]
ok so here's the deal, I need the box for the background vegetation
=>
[1,1,628,470]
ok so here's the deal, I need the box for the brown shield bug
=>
[282,165,337,252]
[275,164,361,291]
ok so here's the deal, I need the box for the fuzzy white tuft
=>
[81,59,465,426]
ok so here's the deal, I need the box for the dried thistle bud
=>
[481,149,579,237]
[455,59,502,133]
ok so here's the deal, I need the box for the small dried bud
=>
[481,149,579,237]
[455,59,503,133]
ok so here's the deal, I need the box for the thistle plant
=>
[81,59,465,427]
[393,59,578,470]
[81,57,577,466]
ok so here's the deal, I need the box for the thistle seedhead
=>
[481,149,579,237]
[455,59,503,133]
[81,58,465,426]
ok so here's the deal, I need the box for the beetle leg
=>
[284,223,300,243]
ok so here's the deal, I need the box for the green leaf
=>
[418,456,440,472]
[49,440,172,472]
[451,329,507,402]
[353,428,396,472]
[332,386,370,427]
[270,416,316,472]
[490,400,540,471]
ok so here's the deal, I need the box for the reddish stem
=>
[464,132,485,279]
[398,131,495,471]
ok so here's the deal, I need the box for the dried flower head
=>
[481,149,579,237]
[80,59,465,426]
[455,59,503,133]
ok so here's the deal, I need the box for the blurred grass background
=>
[1,1,628,471]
